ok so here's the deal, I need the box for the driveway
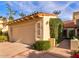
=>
[13,48,71,58]
[0,42,29,57]
[0,42,56,58]
[0,42,71,58]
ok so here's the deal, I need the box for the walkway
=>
[48,48,71,58]
[58,40,70,49]
[12,48,71,58]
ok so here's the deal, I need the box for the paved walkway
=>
[58,40,70,49]
[48,48,71,58]
[13,48,71,58]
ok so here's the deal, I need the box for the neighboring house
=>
[8,12,57,45]
[63,11,79,39]
[0,17,8,32]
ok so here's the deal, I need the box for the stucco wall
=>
[70,40,79,50]
[8,21,36,45]
[35,20,43,41]
[8,15,57,45]
[42,16,57,41]
[0,20,8,32]
[0,20,4,29]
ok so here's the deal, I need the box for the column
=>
[67,29,69,38]
[75,29,77,36]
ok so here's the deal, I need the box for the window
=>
[37,23,40,38]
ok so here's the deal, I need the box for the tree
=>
[53,10,61,15]
[2,17,6,20]
[49,18,63,44]
[6,3,16,22]
[19,12,26,17]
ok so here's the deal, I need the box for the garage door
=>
[12,22,35,45]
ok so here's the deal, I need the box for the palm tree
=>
[6,3,16,22]
[19,12,26,17]
[53,10,61,15]
[0,16,7,23]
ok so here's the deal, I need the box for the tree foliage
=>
[6,3,16,22]
[49,18,63,43]
[19,12,26,17]
[53,10,61,15]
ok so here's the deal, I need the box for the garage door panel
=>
[12,22,35,45]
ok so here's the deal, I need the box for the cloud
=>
[5,1,79,20]
[6,1,65,13]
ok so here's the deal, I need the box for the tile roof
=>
[63,21,77,28]
[8,12,57,25]
[36,12,56,16]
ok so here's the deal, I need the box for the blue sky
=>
[0,1,79,20]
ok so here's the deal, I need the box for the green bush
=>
[71,50,79,55]
[56,38,61,44]
[49,18,63,44]
[2,31,9,41]
[0,29,2,35]
[73,36,79,40]
[32,41,51,51]
[0,35,8,42]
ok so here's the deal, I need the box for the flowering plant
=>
[71,50,79,58]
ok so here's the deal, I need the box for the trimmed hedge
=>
[0,35,8,42]
[32,41,51,51]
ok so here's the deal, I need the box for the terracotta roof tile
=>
[8,12,57,25]
[36,12,57,16]
[64,21,76,28]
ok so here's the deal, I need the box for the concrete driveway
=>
[0,42,55,58]
[0,42,71,58]
[0,42,29,57]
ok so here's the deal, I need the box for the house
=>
[8,12,57,45]
[63,11,79,39]
[0,17,8,33]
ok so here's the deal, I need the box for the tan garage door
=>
[12,22,35,45]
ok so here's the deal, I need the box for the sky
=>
[0,1,79,20]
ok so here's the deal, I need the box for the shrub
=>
[73,36,79,40]
[69,30,75,39]
[71,50,79,55]
[0,35,8,42]
[0,28,2,35]
[2,31,9,41]
[56,39,61,44]
[49,18,63,44]
[32,41,51,51]
[72,54,79,58]
[71,50,79,58]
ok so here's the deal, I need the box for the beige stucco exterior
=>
[35,16,57,41]
[8,13,57,45]
[8,20,37,45]
[70,40,79,50]
[0,21,4,29]
[0,18,8,32]
[42,16,57,41]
